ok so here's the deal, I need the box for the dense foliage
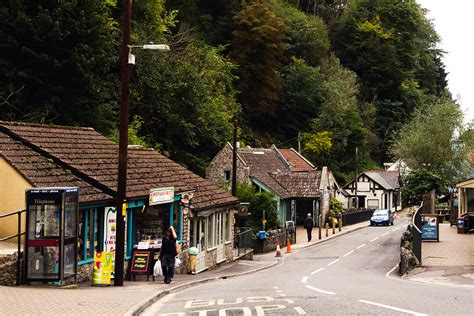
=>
[401,169,448,207]
[1,0,470,184]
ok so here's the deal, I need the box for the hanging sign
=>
[149,187,175,205]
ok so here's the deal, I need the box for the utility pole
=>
[354,147,358,210]
[297,132,301,154]
[115,0,132,286]
[231,119,238,197]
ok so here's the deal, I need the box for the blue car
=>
[370,209,394,226]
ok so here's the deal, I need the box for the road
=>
[142,217,473,315]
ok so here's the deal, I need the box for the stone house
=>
[0,121,239,281]
[336,170,401,212]
[207,143,338,226]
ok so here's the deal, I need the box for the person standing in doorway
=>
[159,226,178,284]
[304,213,314,242]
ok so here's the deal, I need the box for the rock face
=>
[399,225,419,275]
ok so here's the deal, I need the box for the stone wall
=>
[225,242,233,263]
[206,144,250,189]
[0,253,18,286]
[252,229,287,254]
[76,262,94,283]
[399,225,419,275]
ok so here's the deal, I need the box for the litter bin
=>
[188,247,198,274]
[258,231,267,240]
[457,217,466,234]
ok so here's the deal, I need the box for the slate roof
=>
[278,149,315,172]
[0,132,111,203]
[236,147,321,199]
[365,170,400,190]
[0,122,238,210]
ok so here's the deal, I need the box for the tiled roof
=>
[270,171,322,198]
[237,147,321,199]
[365,170,400,190]
[278,149,315,172]
[0,122,238,210]
[0,132,112,203]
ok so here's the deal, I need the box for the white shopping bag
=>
[153,259,163,277]
[175,257,181,268]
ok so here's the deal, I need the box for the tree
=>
[391,96,469,182]
[236,182,280,231]
[0,0,119,134]
[132,42,238,175]
[401,169,447,207]
[330,0,447,163]
[230,1,286,131]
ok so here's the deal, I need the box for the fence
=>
[341,209,373,226]
[0,209,26,285]
[233,227,253,257]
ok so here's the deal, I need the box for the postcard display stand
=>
[25,188,79,285]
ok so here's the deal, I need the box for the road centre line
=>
[343,250,354,257]
[301,276,308,283]
[382,232,389,236]
[306,285,336,295]
[392,227,401,231]
[369,237,379,242]
[311,268,324,275]
[358,299,427,316]
[327,259,340,266]
[276,290,282,293]
[273,286,279,289]
[356,243,367,249]
[294,306,307,314]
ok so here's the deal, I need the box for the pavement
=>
[402,222,474,288]
[0,214,472,315]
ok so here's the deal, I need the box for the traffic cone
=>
[275,243,282,257]
[286,238,292,253]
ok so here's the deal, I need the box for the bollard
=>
[325,223,329,237]
[332,221,336,234]
[338,219,342,232]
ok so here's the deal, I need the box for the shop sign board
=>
[92,251,113,286]
[130,249,152,274]
[421,215,439,241]
[149,187,175,206]
[103,206,127,278]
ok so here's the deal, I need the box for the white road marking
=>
[386,263,399,278]
[369,237,379,242]
[276,290,282,293]
[306,285,336,295]
[327,258,340,266]
[273,286,279,289]
[343,250,354,257]
[356,243,367,249]
[392,227,401,231]
[294,306,307,314]
[311,268,324,275]
[358,299,427,316]
[382,232,389,236]
[279,293,287,297]
[301,276,308,283]
[284,299,295,304]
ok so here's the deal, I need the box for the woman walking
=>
[159,226,177,284]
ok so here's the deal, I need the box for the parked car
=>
[370,209,394,226]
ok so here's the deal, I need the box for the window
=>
[78,208,103,264]
[224,170,231,182]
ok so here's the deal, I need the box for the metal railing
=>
[233,227,253,257]
[0,209,26,285]
[411,203,423,263]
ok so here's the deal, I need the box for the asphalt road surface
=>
[142,217,473,315]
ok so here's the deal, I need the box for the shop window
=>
[78,208,103,264]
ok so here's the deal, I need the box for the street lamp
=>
[115,0,169,286]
